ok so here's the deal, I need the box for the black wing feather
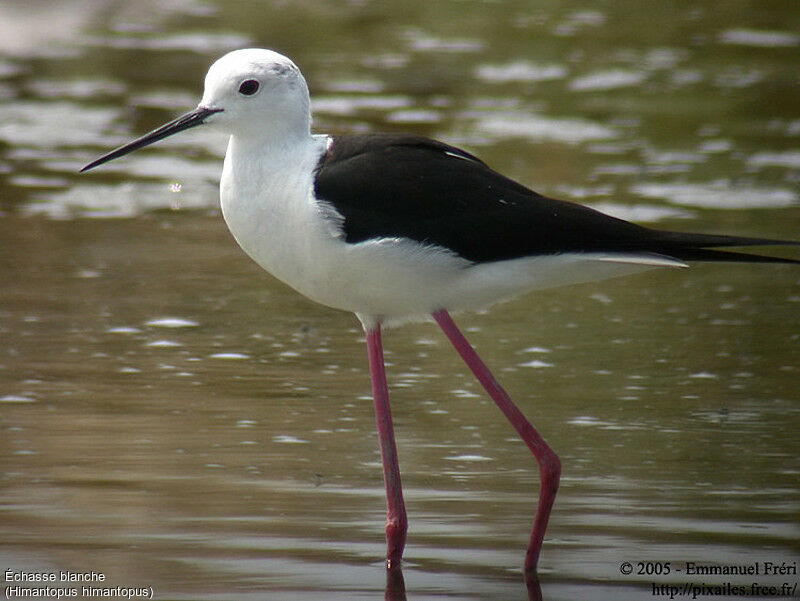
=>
[314,134,800,265]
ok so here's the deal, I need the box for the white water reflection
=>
[475,61,568,84]
[630,182,798,209]
[718,28,800,47]
[569,69,647,92]
[476,113,618,144]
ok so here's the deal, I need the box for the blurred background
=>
[1,1,798,600]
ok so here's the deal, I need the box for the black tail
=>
[648,229,800,265]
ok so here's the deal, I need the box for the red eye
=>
[238,80,259,96]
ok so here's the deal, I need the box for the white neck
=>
[219,131,330,290]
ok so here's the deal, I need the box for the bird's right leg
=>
[433,309,560,575]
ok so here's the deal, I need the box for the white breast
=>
[219,134,463,320]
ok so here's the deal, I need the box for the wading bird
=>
[82,48,799,578]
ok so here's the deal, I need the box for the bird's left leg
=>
[365,324,408,569]
[432,309,560,575]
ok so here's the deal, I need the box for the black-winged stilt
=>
[82,48,799,577]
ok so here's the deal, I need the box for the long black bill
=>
[80,106,223,172]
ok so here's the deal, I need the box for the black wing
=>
[314,134,800,265]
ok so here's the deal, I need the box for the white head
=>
[200,48,312,140]
[81,48,312,171]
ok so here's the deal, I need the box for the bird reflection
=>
[526,573,544,601]
[383,567,544,600]
[385,567,406,601]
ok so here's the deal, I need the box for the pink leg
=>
[365,325,408,570]
[433,309,560,574]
